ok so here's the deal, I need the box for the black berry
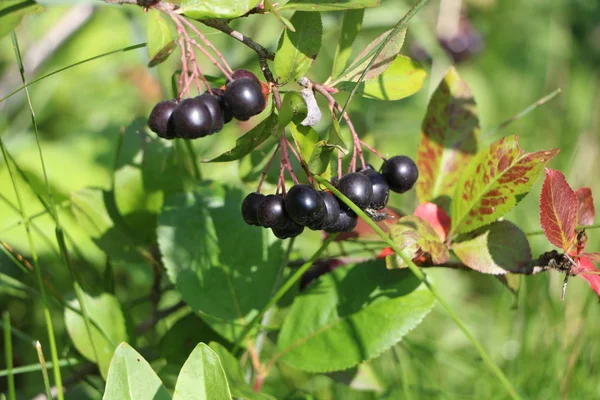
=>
[210,88,233,124]
[148,100,178,139]
[357,164,375,173]
[170,97,213,138]
[325,208,358,233]
[361,170,389,210]
[227,69,260,85]
[337,172,373,209]
[198,93,224,133]
[224,78,266,121]
[382,155,419,193]
[272,218,304,239]
[308,191,340,230]
[257,194,287,228]
[285,184,325,226]
[241,192,265,226]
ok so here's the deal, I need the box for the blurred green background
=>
[1,0,599,398]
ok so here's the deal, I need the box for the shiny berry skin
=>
[148,100,178,139]
[209,88,233,124]
[223,78,266,121]
[325,208,358,233]
[382,155,419,193]
[257,194,287,228]
[197,93,224,133]
[170,97,213,138]
[308,191,340,230]
[285,184,325,226]
[361,170,389,210]
[227,69,260,85]
[357,164,375,173]
[272,218,304,239]
[337,172,373,209]
[241,192,265,226]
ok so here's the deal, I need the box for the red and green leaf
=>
[386,216,449,268]
[452,221,532,275]
[573,256,600,301]
[413,202,451,242]
[575,187,595,226]
[451,135,559,236]
[540,169,577,251]
[416,67,480,213]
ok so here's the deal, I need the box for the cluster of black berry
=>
[148,70,266,139]
[241,155,419,239]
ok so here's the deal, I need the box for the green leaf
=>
[280,0,380,11]
[64,291,127,380]
[276,261,434,372]
[264,0,295,31]
[104,343,171,400]
[209,112,278,162]
[336,56,426,101]
[415,67,479,213]
[385,216,449,269]
[274,12,323,84]
[327,119,348,153]
[172,343,231,400]
[451,135,559,236]
[332,27,406,84]
[453,221,532,275]
[181,0,261,20]
[307,141,334,175]
[332,9,364,78]
[289,122,320,163]
[0,0,44,40]
[147,10,176,67]
[157,185,284,335]
[209,342,275,400]
[278,91,307,130]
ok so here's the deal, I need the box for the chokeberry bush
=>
[1,0,600,398]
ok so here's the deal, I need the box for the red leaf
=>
[573,256,600,301]
[540,169,577,251]
[581,252,600,263]
[575,187,595,226]
[414,202,451,241]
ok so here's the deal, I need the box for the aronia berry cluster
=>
[147,70,266,140]
[241,155,419,239]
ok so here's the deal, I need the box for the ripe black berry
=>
[308,191,340,230]
[357,164,375,173]
[285,184,325,226]
[223,78,266,121]
[148,100,178,139]
[227,69,260,85]
[337,172,373,209]
[257,194,287,228]
[382,155,419,193]
[325,208,358,233]
[241,192,265,226]
[272,218,304,239]
[170,97,213,138]
[198,93,224,133]
[361,170,389,210]
[209,88,233,124]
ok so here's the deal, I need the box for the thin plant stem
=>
[257,143,280,193]
[526,223,600,236]
[314,175,522,400]
[0,358,81,378]
[285,135,313,185]
[35,341,53,400]
[3,312,15,400]
[232,233,339,354]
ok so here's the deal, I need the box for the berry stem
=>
[337,148,343,179]
[176,32,191,99]
[284,135,313,185]
[359,139,385,161]
[281,134,299,185]
[256,142,280,193]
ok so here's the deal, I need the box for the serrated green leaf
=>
[386,216,449,269]
[147,10,176,67]
[274,12,323,84]
[278,91,307,129]
[173,343,231,400]
[264,0,295,31]
[308,141,334,175]
[415,67,479,214]
[0,0,44,40]
[332,9,364,78]
[280,0,379,11]
[209,342,275,400]
[332,27,406,84]
[157,184,284,335]
[181,0,261,20]
[451,135,560,236]
[453,221,532,275]
[336,56,426,101]
[276,261,434,372]
[289,122,320,163]
[327,119,348,153]
[209,112,278,162]
[64,290,127,380]
[104,343,170,400]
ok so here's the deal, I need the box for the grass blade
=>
[0,358,81,378]
[35,341,53,399]
[3,312,15,400]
